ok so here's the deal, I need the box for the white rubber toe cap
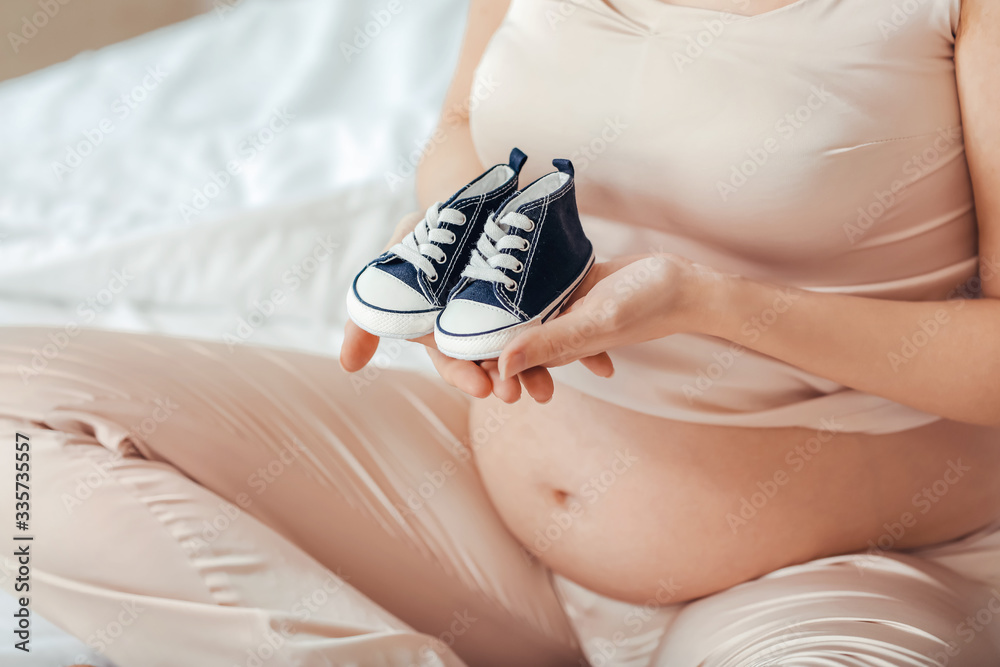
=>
[355,266,432,312]
[437,299,520,334]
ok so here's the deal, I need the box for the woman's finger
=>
[480,360,523,404]
[384,211,425,250]
[498,306,609,380]
[341,212,426,373]
[579,352,615,378]
[425,346,493,398]
[339,321,380,373]
[518,366,555,403]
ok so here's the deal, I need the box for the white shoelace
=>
[389,202,466,282]
[461,211,534,292]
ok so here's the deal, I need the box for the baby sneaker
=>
[435,158,594,360]
[347,148,528,339]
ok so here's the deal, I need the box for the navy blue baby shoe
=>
[435,159,594,360]
[347,148,528,338]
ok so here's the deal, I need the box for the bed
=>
[0,0,467,662]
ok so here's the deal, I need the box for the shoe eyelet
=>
[444,231,457,244]
[427,272,439,282]
[433,255,447,264]
[513,261,524,273]
[504,281,518,292]
[520,240,530,252]
[524,220,535,232]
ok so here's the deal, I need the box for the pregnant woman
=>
[3,0,1000,665]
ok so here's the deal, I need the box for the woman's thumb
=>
[498,304,608,380]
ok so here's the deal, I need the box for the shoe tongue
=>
[447,162,513,208]
[442,179,480,210]
[442,189,466,209]
[453,277,496,303]
[376,256,417,281]
[494,188,522,220]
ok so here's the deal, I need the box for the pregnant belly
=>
[468,383,1000,605]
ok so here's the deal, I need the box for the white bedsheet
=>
[0,0,465,360]
[0,0,467,663]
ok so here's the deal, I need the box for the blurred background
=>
[0,0,468,360]
[0,0,468,663]
[0,0,215,82]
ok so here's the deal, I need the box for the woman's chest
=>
[470,0,969,269]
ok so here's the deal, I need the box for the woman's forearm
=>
[415,114,484,211]
[414,1,507,210]
[698,266,1000,427]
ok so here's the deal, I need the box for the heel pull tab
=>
[508,147,528,174]
[552,158,574,178]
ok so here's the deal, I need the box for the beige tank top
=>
[469,0,975,434]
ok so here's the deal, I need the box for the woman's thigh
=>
[0,427,451,667]
[0,327,580,666]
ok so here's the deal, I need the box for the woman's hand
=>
[497,252,720,382]
[338,212,564,403]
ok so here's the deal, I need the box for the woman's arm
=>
[701,0,1000,426]
[958,0,1000,299]
[499,0,1000,423]
[701,276,1000,428]
[414,0,509,209]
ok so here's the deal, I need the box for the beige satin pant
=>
[2,327,1000,667]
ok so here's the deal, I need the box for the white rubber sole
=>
[346,287,439,340]
[434,253,595,360]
